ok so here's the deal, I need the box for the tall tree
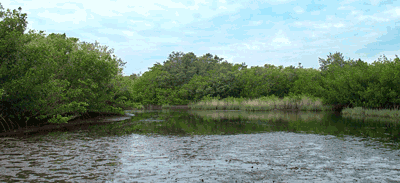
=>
[0,3,28,84]
[318,52,346,75]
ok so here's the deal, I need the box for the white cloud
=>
[350,9,396,23]
[263,0,296,5]
[228,14,241,22]
[208,40,267,52]
[357,14,390,22]
[293,21,313,27]
[293,19,345,30]
[23,0,241,27]
[310,11,320,15]
[129,20,153,30]
[88,14,95,19]
[326,15,335,21]
[248,20,263,26]
[217,54,235,62]
[145,36,182,44]
[184,31,197,35]
[369,0,382,6]
[243,43,260,50]
[317,23,343,29]
[160,21,179,29]
[333,23,345,28]
[337,6,354,10]
[130,20,143,24]
[385,7,400,19]
[219,0,226,3]
[122,30,136,37]
[272,37,291,45]
[97,28,122,35]
[340,0,359,5]
[351,10,360,15]
[293,6,304,14]
[37,9,88,24]
[271,30,291,49]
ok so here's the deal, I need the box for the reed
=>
[161,104,171,109]
[188,94,333,111]
[342,106,400,120]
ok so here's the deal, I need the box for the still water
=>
[0,109,400,182]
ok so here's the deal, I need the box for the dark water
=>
[1,109,400,182]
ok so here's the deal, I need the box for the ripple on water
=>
[1,131,400,182]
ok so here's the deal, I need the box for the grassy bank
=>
[185,94,400,120]
[341,107,400,120]
[187,95,333,111]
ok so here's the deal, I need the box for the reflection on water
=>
[1,109,400,182]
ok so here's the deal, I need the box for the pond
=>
[0,109,400,182]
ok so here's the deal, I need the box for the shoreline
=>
[0,111,135,138]
[2,103,399,138]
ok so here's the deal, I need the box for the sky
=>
[2,0,400,76]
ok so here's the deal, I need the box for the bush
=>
[0,4,129,127]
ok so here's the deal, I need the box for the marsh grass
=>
[130,104,144,110]
[188,94,333,111]
[342,106,400,120]
[190,110,325,122]
[161,104,171,109]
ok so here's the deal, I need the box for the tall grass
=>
[342,106,400,119]
[188,94,333,111]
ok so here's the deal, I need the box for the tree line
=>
[129,50,400,112]
[1,3,399,132]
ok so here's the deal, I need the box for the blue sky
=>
[2,0,400,76]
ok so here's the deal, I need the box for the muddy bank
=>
[0,111,135,138]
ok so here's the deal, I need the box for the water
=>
[1,109,400,182]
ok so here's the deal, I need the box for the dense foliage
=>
[1,3,399,133]
[0,4,139,130]
[130,50,399,111]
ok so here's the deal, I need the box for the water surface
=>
[1,109,399,182]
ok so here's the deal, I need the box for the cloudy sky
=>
[2,0,400,76]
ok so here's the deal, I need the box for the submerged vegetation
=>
[1,3,400,134]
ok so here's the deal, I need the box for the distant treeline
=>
[1,3,399,132]
[128,50,400,111]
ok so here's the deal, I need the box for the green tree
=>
[128,73,139,81]
[289,67,325,99]
[318,52,347,76]
[0,4,131,128]
[360,55,400,109]
[0,3,28,84]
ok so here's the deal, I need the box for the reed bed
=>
[161,104,171,109]
[341,106,400,120]
[188,95,333,111]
